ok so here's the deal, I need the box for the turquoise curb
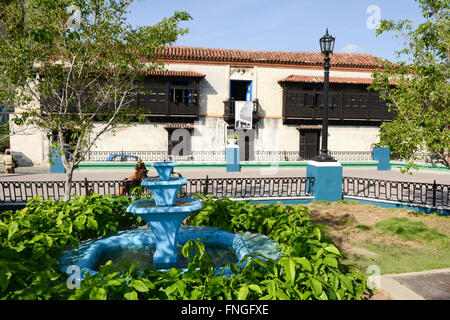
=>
[76,161,448,171]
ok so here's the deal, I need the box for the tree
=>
[370,0,449,170]
[0,0,192,200]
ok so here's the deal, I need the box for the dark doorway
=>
[230,80,252,101]
[244,135,250,161]
[299,130,320,160]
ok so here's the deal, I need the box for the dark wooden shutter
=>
[299,130,320,160]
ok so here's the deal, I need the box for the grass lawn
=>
[304,201,450,275]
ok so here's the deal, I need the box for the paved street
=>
[1,165,449,184]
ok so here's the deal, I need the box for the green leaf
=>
[324,245,341,256]
[29,234,44,243]
[131,279,149,292]
[176,280,186,296]
[275,288,290,300]
[182,240,194,258]
[281,258,296,283]
[7,221,18,240]
[87,217,98,230]
[338,275,354,293]
[0,267,11,291]
[313,226,321,240]
[89,287,107,300]
[309,278,323,297]
[73,215,86,231]
[248,284,263,295]
[293,257,311,272]
[237,285,249,300]
[42,235,53,248]
[124,290,138,300]
[323,256,338,268]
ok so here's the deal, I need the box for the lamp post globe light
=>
[313,28,337,162]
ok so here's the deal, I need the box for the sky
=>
[126,0,425,62]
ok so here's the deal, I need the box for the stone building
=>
[9,46,393,166]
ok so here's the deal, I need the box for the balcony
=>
[223,99,260,126]
[283,89,394,123]
[137,83,200,118]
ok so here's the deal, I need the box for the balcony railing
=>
[283,89,394,122]
[137,85,200,117]
[223,99,260,125]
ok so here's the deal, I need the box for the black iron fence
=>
[1,176,448,210]
[183,176,314,199]
[0,176,314,204]
[342,177,449,208]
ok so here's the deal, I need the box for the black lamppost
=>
[313,28,336,162]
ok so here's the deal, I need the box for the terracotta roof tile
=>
[142,70,205,78]
[163,123,195,130]
[297,125,323,130]
[157,46,385,69]
[279,75,375,85]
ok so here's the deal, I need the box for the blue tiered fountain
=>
[126,161,202,269]
[60,161,281,278]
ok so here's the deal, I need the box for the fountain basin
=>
[127,198,201,269]
[141,177,187,206]
[59,226,282,278]
[152,161,176,181]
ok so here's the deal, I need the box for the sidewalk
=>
[1,165,450,184]
[380,268,450,300]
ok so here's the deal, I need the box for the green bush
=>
[185,196,368,300]
[0,194,141,299]
[0,194,368,300]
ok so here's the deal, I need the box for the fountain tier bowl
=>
[126,198,202,268]
[152,161,176,181]
[126,198,201,215]
[141,177,187,207]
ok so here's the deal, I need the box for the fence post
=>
[204,175,209,195]
[84,177,90,196]
[432,180,437,207]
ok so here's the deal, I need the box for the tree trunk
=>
[63,165,75,201]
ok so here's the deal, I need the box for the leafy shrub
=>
[0,194,141,299]
[185,196,368,300]
[0,194,368,300]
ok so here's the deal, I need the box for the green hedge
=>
[0,194,367,300]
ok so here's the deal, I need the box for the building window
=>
[169,80,194,105]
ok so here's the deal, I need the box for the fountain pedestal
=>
[126,161,202,268]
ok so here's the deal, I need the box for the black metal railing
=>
[342,177,449,208]
[223,99,260,125]
[0,176,315,203]
[2,176,447,210]
[84,150,374,162]
[182,176,314,199]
